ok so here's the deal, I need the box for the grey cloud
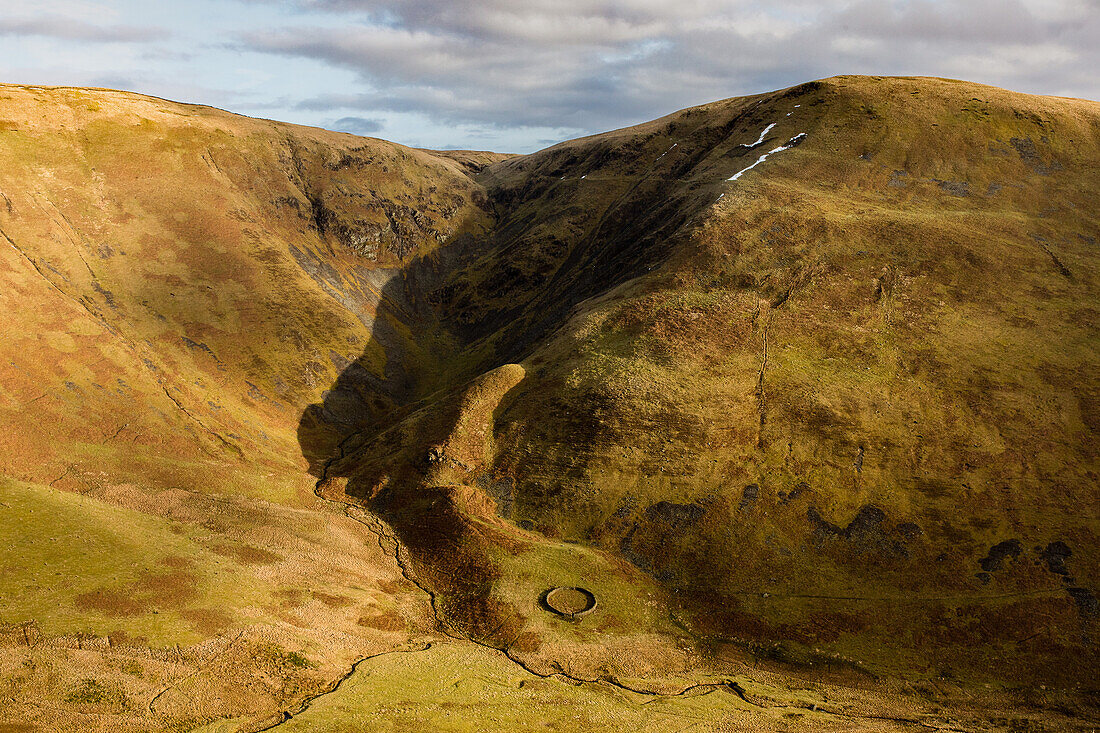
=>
[0,16,171,43]
[88,74,141,90]
[239,0,1100,140]
[247,24,704,130]
[140,49,197,63]
[295,0,701,43]
[331,115,384,134]
[829,0,1085,45]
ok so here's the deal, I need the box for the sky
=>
[1,0,1097,153]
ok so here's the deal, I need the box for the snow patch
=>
[738,122,776,149]
[656,142,678,161]
[727,133,807,181]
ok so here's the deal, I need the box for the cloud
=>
[238,0,1100,138]
[331,115,384,134]
[3,0,1097,152]
[0,15,170,43]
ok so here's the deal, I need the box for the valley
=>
[1,75,1097,731]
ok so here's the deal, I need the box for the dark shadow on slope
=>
[295,233,535,643]
[296,95,782,641]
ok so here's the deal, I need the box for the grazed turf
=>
[316,75,1099,691]
[0,477,269,644]
[0,76,1097,732]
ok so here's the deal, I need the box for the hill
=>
[1,76,1098,731]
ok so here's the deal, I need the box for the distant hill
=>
[1,76,1097,732]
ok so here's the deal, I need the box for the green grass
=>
[1,75,1098,731]
[0,477,269,645]
[269,641,781,733]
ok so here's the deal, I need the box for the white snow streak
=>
[738,122,776,148]
[656,142,678,161]
[727,133,806,181]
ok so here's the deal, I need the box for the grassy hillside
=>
[0,83,500,502]
[1,76,1098,731]
[0,83,492,731]
[317,75,1099,691]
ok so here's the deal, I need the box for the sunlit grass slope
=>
[0,76,1097,732]
[326,76,1100,689]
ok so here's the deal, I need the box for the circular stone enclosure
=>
[541,587,597,618]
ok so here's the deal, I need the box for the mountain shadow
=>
[292,88,791,641]
[296,76,1100,689]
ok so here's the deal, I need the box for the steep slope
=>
[316,76,1100,689]
[0,84,503,498]
[1,76,1098,732]
[0,83,501,731]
